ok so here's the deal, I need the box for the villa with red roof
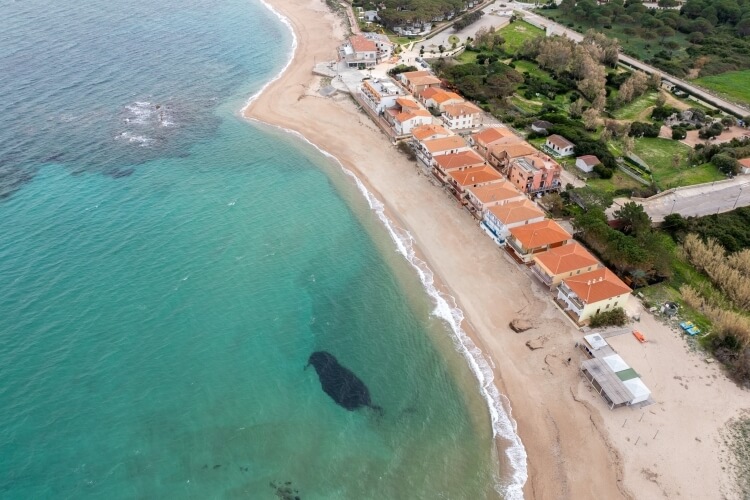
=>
[445,165,503,203]
[556,268,632,323]
[384,98,432,136]
[432,150,486,179]
[531,242,601,289]
[506,219,571,263]
[398,70,442,94]
[418,87,464,111]
[470,127,520,158]
[545,134,575,157]
[411,124,452,142]
[487,142,538,173]
[414,135,471,166]
[481,199,545,246]
[465,180,526,218]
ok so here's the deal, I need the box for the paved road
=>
[518,10,750,118]
[609,177,750,222]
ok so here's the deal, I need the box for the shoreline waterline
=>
[240,1,528,496]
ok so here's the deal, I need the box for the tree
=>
[662,213,688,240]
[570,99,585,118]
[536,37,574,75]
[583,108,600,130]
[712,153,739,176]
[614,201,652,236]
[657,25,675,42]
[738,18,750,37]
[622,135,635,155]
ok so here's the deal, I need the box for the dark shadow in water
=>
[270,480,301,500]
[306,351,383,415]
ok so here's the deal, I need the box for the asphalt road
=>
[518,10,750,118]
[609,178,750,222]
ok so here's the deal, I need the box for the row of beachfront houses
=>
[357,70,632,326]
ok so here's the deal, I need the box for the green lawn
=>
[587,171,645,195]
[455,50,478,63]
[694,70,750,107]
[611,91,658,122]
[512,59,555,82]
[633,138,723,188]
[498,21,544,54]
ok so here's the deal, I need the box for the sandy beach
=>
[243,0,749,497]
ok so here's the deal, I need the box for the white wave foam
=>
[117,131,152,146]
[124,102,154,125]
[243,2,528,497]
[240,0,297,114]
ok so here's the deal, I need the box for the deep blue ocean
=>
[0,0,511,497]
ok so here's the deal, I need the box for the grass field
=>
[633,138,723,188]
[611,91,658,121]
[536,10,690,62]
[694,70,750,107]
[587,171,645,195]
[498,21,544,54]
[455,50,478,63]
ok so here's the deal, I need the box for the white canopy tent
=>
[623,378,651,405]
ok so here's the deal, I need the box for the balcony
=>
[507,237,527,256]
[558,284,585,311]
[530,265,553,287]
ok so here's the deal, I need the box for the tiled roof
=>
[490,142,537,159]
[409,75,442,86]
[411,124,451,141]
[350,35,377,53]
[395,109,431,123]
[472,127,516,146]
[443,102,482,117]
[547,134,575,149]
[533,241,600,275]
[562,268,632,305]
[487,199,544,225]
[434,150,485,170]
[422,135,468,153]
[509,219,571,249]
[577,155,600,166]
[448,165,503,186]
[466,180,524,204]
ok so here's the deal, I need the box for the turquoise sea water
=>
[0,0,510,497]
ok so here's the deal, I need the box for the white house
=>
[546,134,575,157]
[441,102,483,130]
[359,78,404,114]
[575,155,600,173]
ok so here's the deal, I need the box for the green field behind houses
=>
[694,70,750,107]
[611,92,659,121]
[633,138,724,188]
[497,21,544,53]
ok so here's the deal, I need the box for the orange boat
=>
[633,330,647,343]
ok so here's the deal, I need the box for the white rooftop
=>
[584,333,608,351]
[603,354,630,373]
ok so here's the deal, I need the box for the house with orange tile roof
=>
[556,268,632,323]
[469,127,521,158]
[398,70,442,94]
[441,102,483,130]
[481,199,545,246]
[418,87,464,111]
[384,97,432,136]
[359,77,405,114]
[487,142,538,173]
[340,35,378,68]
[445,165,504,203]
[415,135,471,166]
[531,241,601,289]
[506,219,571,263]
[411,124,452,142]
[465,180,526,218]
[432,150,486,178]
[739,158,750,175]
[508,153,562,194]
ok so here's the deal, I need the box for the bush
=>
[589,308,628,328]
[652,104,678,121]
[629,122,661,138]
[593,163,614,179]
[672,127,687,140]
